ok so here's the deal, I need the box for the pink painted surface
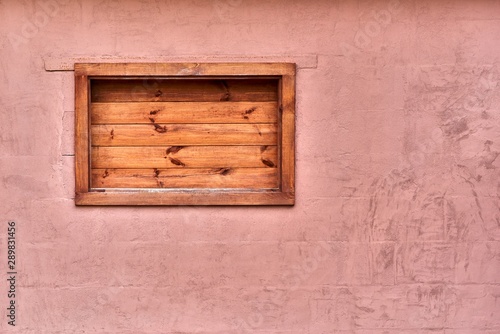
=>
[0,0,499,333]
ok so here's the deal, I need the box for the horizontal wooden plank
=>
[91,146,278,169]
[91,102,278,124]
[92,124,277,146]
[75,191,294,206]
[90,79,278,102]
[75,63,295,76]
[91,168,278,189]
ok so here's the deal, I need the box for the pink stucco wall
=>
[1,0,500,333]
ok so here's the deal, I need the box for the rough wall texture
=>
[1,0,499,333]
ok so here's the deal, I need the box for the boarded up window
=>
[75,63,295,205]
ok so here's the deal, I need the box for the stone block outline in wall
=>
[74,63,296,206]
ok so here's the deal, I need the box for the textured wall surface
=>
[1,0,499,333]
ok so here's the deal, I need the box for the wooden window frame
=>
[75,63,295,205]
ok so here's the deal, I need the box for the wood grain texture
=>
[75,191,294,206]
[91,145,278,169]
[91,79,278,102]
[280,72,296,199]
[74,73,90,194]
[91,124,277,146]
[75,63,295,76]
[91,102,278,124]
[91,168,279,189]
[74,63,295,205]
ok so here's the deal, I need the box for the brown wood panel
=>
[75,191,294,206]
[75,63,295,77]
[91,168,278,189]
[281,73,296,199]
[75,73,90,194]
[91,79,278,102]
[91,124,277,146]
[91,102,278,124]
[74,63,295,206]
[91,145,278,169]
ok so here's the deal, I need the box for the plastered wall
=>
[0,0,499,333]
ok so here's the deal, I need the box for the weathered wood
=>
[74,63,295,206]
[91,146,278,169]
[91,124,277,146]
[75,191,294,206]
[75,63,296,76]
[280,72,296,199]
[75,73,89,194]
[91,102,278,124]
[91,168,279,189]
[91,79,278,102]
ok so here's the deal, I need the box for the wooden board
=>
[91,146,278,169]
[76,191,294,206]
[75,73,89,194]
[76,63,295,77]
[91,102,278,124]
[91,168,278,189]
[75,63,295,206]
[281,74,296,196]
[91,124,277,146]
[91,79,278,102]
